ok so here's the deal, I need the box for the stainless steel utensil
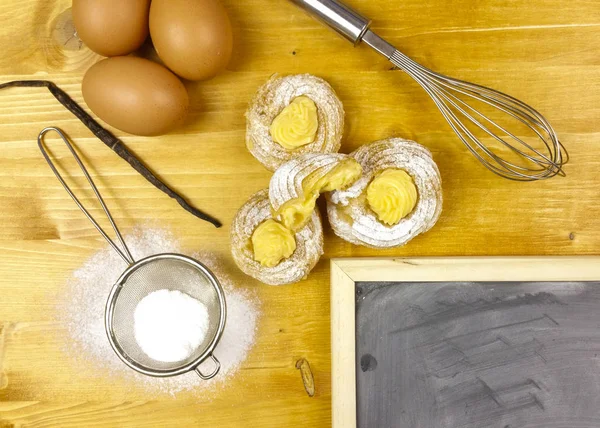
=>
[289,0,568,181]
[38,127,227,379]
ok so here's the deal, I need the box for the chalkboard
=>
[330,258,600,428]
[356,281,600,428]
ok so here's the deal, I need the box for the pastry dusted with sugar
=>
[231,189,324,286]
[269,153,362,232]
[231,153,361,285]
[327,138,443,248]
[246,74,345,171]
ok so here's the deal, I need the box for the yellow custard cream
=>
[270,96,319,150]
[251,219,297,267]
[367,169,418,225]
[278,159,363,231]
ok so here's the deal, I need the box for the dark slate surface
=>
[355,281,600,428]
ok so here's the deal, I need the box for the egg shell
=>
[82,56,189,136]
[72,0,151,57]
[149,0,233,81]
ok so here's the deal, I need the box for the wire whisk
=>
[289,0,568,181]
[388,49,567,180]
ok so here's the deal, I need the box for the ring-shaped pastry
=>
[269,153,362,232]
[327,138,443,248]
[231,189,324,285]
[246,74,344,171]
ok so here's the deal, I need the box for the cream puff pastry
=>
[231,189,324,286]
[327,138,443,248]
[246,74,345,171]
[269,153,362,231]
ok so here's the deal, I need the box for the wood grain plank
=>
[0,0,599,426]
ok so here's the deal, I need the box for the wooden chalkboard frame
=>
[330,256,600,428]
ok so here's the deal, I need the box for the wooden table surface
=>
[0,0,599,426]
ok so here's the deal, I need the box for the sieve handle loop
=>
[194,354,221,380]
[38,127,135,265]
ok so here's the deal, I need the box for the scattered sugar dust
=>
[58,226,260,396]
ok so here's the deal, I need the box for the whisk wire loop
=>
[389,50,567,181]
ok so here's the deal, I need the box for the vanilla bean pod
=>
[0,80,221,227]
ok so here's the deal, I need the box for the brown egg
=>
[82,56,189,136]
[149,0,233,81]
[73,0,151,57]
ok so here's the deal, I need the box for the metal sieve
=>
[39,127,226,379]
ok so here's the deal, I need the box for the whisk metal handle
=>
[289,0,371,44]
[289,0,397,58]
[38,127,135,265]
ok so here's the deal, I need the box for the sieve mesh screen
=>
[106,255,225,376]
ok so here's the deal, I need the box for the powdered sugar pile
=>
[134,289,210,363]
[58,226,260,396]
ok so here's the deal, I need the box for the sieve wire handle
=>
[195,354,221,380]
[38,127,135,265]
